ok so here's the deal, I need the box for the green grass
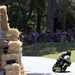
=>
[23,42,75,62]
[43,50,75,62]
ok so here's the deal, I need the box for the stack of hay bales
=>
[0,5,26,75]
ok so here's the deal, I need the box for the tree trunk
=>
[36,8,41,33]
[48,0,56,33]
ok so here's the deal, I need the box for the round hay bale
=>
[8,40,22,53]
[4,63,21,75]
[6,28,21,41]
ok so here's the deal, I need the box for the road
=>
[22,56,75,75]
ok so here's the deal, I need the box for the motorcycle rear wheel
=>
[52,64,61,72]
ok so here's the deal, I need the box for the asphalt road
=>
[22,56,75,75]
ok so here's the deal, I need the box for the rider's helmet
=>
[66,50,71,56]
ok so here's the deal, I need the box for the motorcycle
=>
[52,55,71,72]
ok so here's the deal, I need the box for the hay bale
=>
[4,63,20,71]
[1,53,21,67]
[4,63,21,75]
[20,64,27,75]
[8,40,22,53]
[8,47,22,54]
[6,28,21,41]
[0,5,10,31]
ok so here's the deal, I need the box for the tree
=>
[28,0,46,33]
[56,0,72,31]
[48,0,57,33]
[0,0,47,33]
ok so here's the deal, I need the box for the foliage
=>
[1,0,75,43]
[55,0,75,31]
[23,42,75,56]
[0,0,47,32]
[43,50,75,62]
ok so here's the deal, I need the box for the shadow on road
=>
[54,71,70,73]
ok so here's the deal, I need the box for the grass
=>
[43,50,75,62]
[23,42,75,62]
